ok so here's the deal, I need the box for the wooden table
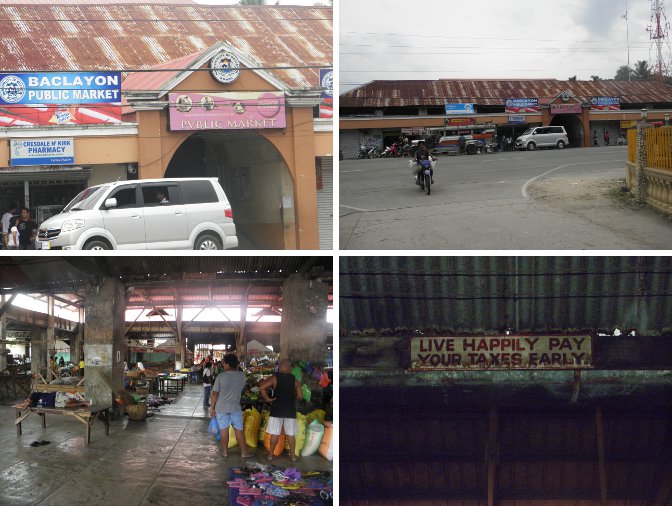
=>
[14,405,111,445]
[158,375,186,395]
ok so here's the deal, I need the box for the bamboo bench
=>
[14,404,111,445]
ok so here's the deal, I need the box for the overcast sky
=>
[340,0,665,93]
[195,1,324,5]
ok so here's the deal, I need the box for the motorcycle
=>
[381,142,403,158]
[357,146,368,159]
[409,158,437,196]
[366,146,380,158]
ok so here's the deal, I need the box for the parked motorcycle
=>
[357,146,368,159]
[381,142,403,158]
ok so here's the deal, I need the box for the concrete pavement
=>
[340,146,672,250]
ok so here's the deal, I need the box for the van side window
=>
[141,185,180,206]
[108,187,136,209]
[180,180,218,204]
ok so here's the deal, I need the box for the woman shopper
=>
[203,362,213,407]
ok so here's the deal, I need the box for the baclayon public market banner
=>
[410,335,592,370]
[0,72,122,126]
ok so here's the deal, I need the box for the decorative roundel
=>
[321,70,333,98]
[560,91,572,102]
[0,75,26,104]
[210,51,241,85]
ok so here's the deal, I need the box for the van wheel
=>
[83,239,111,250]
[194,233,222,250]
[466,144,477,155]
[557,140,565,149]
[527,142,536,151]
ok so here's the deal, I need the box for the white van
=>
[515,126,569,150]
[37,178,238,250]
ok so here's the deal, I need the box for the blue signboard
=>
[591,96,620,106]
[445,103,475,115]
[10,139,75,166]
[508,115,527,124]
[320,68,333,99]
[0,72,121,105]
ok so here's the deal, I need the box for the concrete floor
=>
[0,384,332,505]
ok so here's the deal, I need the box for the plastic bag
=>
[301,419,324,457]
[318,372,331,388]
[302,384,312,403]
[290,366,303,383]
[208,416,220,436]
[243,408,262,448]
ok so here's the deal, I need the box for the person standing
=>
[202,362,213,407]
[209,354,254,458]
[79,358,85,377]
[259,359,303,461]
[593,131,599,146]
[1,203,17,249]
[6,221,19,250]
[16,208,38,250]
[604,130,610,146]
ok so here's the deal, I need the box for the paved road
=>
[340,146,672,250]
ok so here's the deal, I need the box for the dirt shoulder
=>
[527,174,672,248]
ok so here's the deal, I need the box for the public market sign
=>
[410,335,592,370]
[0,72,121,105]
[168,91,286,131]
[505,98,540,114]
[550,103,582,114]
[319,68,333,119]
[10,138,74,166]
[591,96,620,111]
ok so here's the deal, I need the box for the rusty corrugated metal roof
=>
[341,79,672,107]
[340,256,672,335]
[0,4,332,90]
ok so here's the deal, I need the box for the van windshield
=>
[521,129,533,135]
[62,186,105,212]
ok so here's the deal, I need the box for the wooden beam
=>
[486,406,500,506]
[0,294,17,317]
[595,406,608,506]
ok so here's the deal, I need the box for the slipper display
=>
[227,465,332,506]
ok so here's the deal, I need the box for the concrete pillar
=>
[635,121,649,203]
[70,307,84,367]
[237,293,248,360]
[175,305,185,370]
[84,278,126,413]
[279,273,329,364]
[0,296,7,373]
[31,326,47,378]
[46,297,55,380]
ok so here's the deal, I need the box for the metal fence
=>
[628,128,636,162]
[646,126,672,172]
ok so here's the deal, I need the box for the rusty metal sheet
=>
[410,335,592,370]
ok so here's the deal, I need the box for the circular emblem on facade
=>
[233,102,246,114]
[210,51,241,85]
[200,96,215,111]
[257,92,281,118]
[321,70,333,98]
[560,91,571,102]
[175,95,192,113]
[0,75,26,104]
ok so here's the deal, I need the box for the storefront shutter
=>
[339,130,360,159]
[317,157,333,250]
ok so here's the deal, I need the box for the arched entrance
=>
[550,114,584,148]
[165,130,294,249]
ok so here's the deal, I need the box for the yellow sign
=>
[410,335,592,370]
[620,121,637,128]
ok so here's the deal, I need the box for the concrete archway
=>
[550,114,584,148]
[165,130,295,249]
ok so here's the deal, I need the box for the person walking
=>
[604,130,610,146]
[16,208,38,250]
[1,203,17,250]
[593,131,599,146]
[209,354,254,458]
[202,362,213,407]
[259,358,303,461]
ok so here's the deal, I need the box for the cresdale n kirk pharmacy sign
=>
[410,335,592,370]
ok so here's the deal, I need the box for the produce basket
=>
[125,403,148,421]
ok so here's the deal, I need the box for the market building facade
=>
[0,1,333,249]
[340,78,672,158]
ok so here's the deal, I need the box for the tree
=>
[614,65,633,81]
[568,75,577,81]
[633,60,652,80]
[590,75,601,81]
[239,0,266,4]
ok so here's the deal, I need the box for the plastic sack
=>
[290,366,303,383]
[301,419,324,457]
[284,413,307,456]
[305,409,326,426]
[243,408,262,448]
[208,416,220,436]
[302,384,312,403]
[319,421,333,461]
[264,431,286,457]
[258,410,270,442]
[310,368,322,382]
[227,425,237,448]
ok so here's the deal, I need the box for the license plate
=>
[41,241,50,250]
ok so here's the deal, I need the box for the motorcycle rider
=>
[415,141,435,186]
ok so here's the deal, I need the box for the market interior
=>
[0,256,334,506]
